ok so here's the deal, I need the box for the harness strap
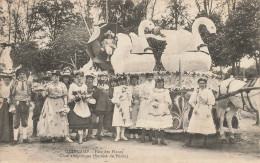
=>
[226,79,235,94]
[240,92,246,111]
[249,78,258,87]
[246,91,257,112]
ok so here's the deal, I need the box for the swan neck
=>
[192,20,201,36]
[138,22,145,37]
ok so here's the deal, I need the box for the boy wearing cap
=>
[10,68,32,145]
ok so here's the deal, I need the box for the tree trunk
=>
[8,1,12,44]
[151,0,157,19]
[203,0,208,15]
[195,0,201,12]
[220,66,223,78]
[231,62,236,76]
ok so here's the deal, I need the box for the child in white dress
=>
[111,76,132,142]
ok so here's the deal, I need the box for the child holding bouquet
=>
[68,71,94,144]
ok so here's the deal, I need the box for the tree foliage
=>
[47,25,90,70]
[99,0,147,33]
[32,0,81,41]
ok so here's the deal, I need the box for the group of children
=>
[0,67,174,146]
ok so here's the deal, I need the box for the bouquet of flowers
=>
[72,90,95,104]
[72,91,82,102]
[151,99,159,109]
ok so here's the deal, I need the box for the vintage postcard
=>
[0,0,259,162]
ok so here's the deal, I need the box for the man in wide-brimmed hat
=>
[10,67,32,145]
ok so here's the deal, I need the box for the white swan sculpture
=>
[161,17,216,72]
[0,46,13,71]
[111,33,155,74]
[129,20,155,53]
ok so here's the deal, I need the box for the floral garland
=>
[148,112,171,117]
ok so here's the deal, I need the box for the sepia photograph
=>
[0,0,259,162]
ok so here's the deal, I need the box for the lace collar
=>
[153,88,167,93]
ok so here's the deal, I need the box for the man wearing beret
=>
[10,68,32,145]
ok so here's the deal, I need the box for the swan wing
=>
[161,29,196,55]
[116,33,132,50]
[162,51,211,72]
[125,54,155,73]
[88,26,100,44]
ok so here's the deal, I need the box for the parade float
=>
[82,15,224,133]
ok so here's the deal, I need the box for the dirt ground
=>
[0,110,259,163]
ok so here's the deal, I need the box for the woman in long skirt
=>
[185,77,216,148]
[68,71,91,144]
[0,72,12,143]
[38,70,73,143]
[111,76,132,142]
[147,77,172,145]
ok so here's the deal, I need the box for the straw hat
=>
[0,69,13,78]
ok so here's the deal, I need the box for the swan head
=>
[193,17,216,34]
[139,20,155,32]
[206,20,216,34]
